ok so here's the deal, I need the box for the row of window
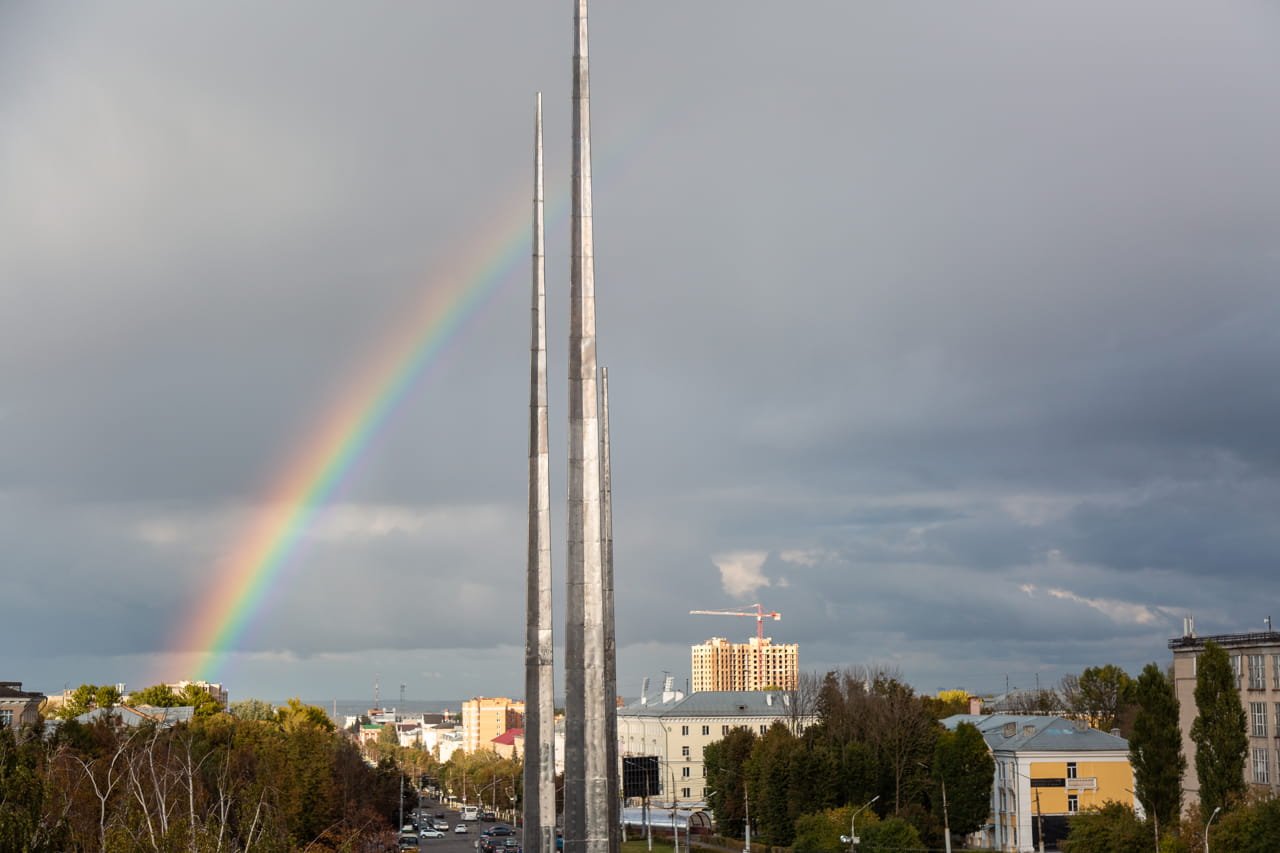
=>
[1228,654,1280,690]
[1247,702,1280,738]
[678,723,772,737]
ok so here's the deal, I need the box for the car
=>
[455,824,470,834]
[489,826,515,838]
[433,820,450,831]
[419,829,444,839]
[399,836,421,850]
[482,812,497,822]
[502,838,522,853]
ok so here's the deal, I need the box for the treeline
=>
[0,698,404,852]
[704,667,993,853]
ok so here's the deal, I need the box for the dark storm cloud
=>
[4,1,1280,700]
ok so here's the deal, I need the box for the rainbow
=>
[161,87,668,688]
[168,191,542,686]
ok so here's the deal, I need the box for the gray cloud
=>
[4,2,1279,703]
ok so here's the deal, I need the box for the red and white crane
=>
[689,604,782,690]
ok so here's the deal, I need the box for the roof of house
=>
[619,690,805,718]
[492,727,523,746]
[942,714,1128,752]
[0,682,44,702]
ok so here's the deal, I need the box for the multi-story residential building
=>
[943,714,1134,853]
[0,682,45,728]
[461,697,525,753]
[1168,624,1280,805]
[691,636,798,692]
[165,680,229,708]
[616,685,816,807]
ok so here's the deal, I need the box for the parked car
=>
[419,829,444,839]
[455,824,470,834]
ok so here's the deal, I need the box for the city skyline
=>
[5,3,1280,704]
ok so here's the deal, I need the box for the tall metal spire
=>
[600,366,619,850]
[564,0,612,851]
[524,91,556,853]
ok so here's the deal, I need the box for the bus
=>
[461,805,480,822]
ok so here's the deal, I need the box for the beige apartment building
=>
[1169,623,1280,805]
[461,696,525,753]
[691,636,798,692]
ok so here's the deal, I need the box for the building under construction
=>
[691,637,799,692]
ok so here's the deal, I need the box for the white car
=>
[455,824,470,834]
[420,829,444,839]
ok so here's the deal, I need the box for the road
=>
[402,803,522,853]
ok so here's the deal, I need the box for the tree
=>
[129,684,181,707]
[1190,640,1247,815]
[229,697,277,721]
[176,682,225,716]
[277,698,336,733]
[1063,665,1134,732]
[704,727,757,840]
[1060,801,1150,853]
[1129,662,1185,838]
[860,814,926,853]
[933,721,994,838]
[793,805,853,853]
[54,684,100,719]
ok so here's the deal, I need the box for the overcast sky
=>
[5,2,1280,708]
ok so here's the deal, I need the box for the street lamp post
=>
[743,787,751,853]
[845,795,880,852]
[916,762,952,853]
[1204,805,1221,853]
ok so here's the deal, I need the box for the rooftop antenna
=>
[400,683,407,706]
[375,673,380,710]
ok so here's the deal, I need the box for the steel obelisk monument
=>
[564,0,614,851]
[524,92,557,853]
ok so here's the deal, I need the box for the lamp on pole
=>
[1204,805,1221,853]
[916,762,952,853]
[743,785,751,853]
[841,795,879,852]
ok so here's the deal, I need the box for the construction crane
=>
[689,604,782,690]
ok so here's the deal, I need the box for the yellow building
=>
[691,636,798,692]
[461,697,525,753]
[943,714,1134,852]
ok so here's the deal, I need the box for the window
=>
[682,767,691,778]
[1251,655,1267,689]
[1275,703,1280,734]
[1067,794,1079,814]
[1066,762,1077,780]
[703,766,707,777]
[0,709,11,728]
[681,788,691,798]
[760,725,767,734]
[1274,655,1280,689]
[681,746,690,757]
[681,725,689,736]
[722,725,730,735]
[1254,703,1269,737]
[1232,655,1243,682]
[1254,748,1271,785]
[701,725,710,736]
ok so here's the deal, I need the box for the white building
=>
[616,686,815,807]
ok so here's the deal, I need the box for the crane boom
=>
[689,604,782,690]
